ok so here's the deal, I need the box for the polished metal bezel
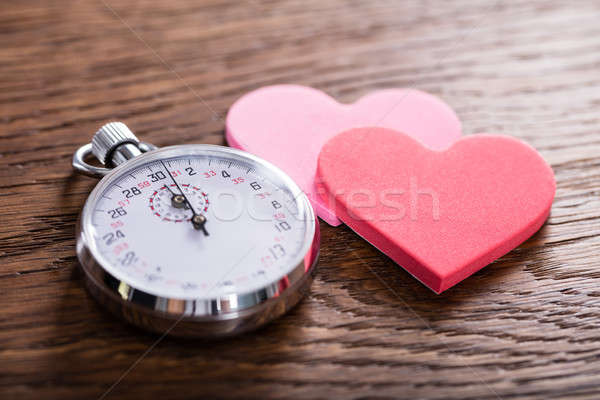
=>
[76,144,319,337]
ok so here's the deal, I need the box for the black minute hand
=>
[160,160,209,236]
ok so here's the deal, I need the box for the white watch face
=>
[82,146,315,300]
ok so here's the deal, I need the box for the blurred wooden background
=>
[2,0,600,399]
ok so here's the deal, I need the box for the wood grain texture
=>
[2,0,600,399]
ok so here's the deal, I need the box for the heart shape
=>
[226,84,461,226]
[317,128,555,293]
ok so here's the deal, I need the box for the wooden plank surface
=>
[2,0,600,398]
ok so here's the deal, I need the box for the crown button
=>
[91,122,140,166]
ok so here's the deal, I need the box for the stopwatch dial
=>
[85,153,312,299]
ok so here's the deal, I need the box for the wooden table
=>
[2,1,600,398]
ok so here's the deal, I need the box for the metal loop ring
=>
[73,142,158,179]
[72,143,111,178]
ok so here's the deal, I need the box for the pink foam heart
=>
[226,84,461,226]
[317,128,556,293]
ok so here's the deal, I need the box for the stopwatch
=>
[72,122,319,337]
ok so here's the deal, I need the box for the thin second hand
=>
[161,181,177,197]
[159,160,208,235]
[159,159,198,213]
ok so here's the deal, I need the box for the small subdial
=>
[149,184,209,223]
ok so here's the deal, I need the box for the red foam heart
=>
[317,128,555,293]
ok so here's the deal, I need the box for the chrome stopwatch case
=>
[73,122,319,337]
